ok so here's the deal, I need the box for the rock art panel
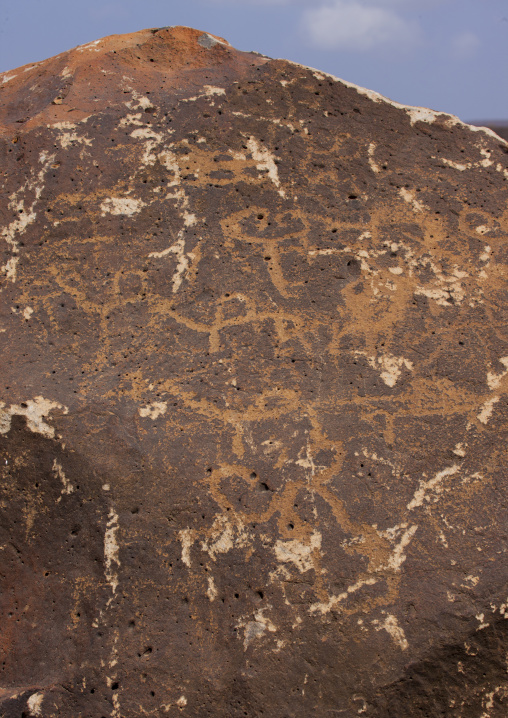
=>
[0,25,507,718]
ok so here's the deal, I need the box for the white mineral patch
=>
[149,236,192,293]
[101,197,145,216]
[487,357,508,390]
[382,525,418,571]
[53,458,74,496]
[477,396,500,425]
[476,613,489,630]
[368,143,381,173]
[241,608,277,650]
[246,137,285,197]
[201,515,249,561]
[453,443,466,457]
[496,163,508,179]
[408,465,460,510]
[0,73,17,85]
[129,126,164,166]
[119,113,144,127]
[480,245,492,262]
[1,256,19,282]
[0,397,67,438]
[204,519,234,558]
[27,693,44,717]
[23,306,33,320]
[76,39,101,52]
[309,577,378,615]
[112,693,121,718]
[414,261,469,307]
[204,85,225,96]
[126,90,154,111]
[399,188,424,212]
[274,532,321,573]
[176,696,187,708]
[415,287,451,306]
[104,508,120,595]
[130,127,163,141]
[373,614,408,650]
[479,148,494,167]
[295,441,316,478]
[207,575,217,601]
[365,354,413,388]
[183,85,226,102]
[139,401,167,419]
[58,131,92,150]
[179,528,195,568]
[441,158,469,171]
[1,152,57,280]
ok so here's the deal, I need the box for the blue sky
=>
[0,0,506,122]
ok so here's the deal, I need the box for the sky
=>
[0,0,507,123]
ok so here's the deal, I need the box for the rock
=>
[470,121,508,143]
[1,26,507,718]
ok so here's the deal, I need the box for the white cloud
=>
[451,30,480,60]
[302,0,419,51]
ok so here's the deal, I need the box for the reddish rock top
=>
[1,27,507,718]
[0,26,268,134]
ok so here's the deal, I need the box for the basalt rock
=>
[1,26,507,718]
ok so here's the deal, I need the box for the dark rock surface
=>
[1,26,507,718]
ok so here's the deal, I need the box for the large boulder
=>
[1,26,507,718]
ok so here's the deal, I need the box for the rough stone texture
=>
[471,122,508,143]
[1,26,507,718]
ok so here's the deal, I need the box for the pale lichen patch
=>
[373,614,408,650]
[487,357,508,390]
[441,158,469,171]
[274,532,321,573]
[53,458,74,496]
[0,72,17,85]
[101,197,145,216]
[0,397,67,438]
[27,693,44,717]
[246,137,285,197]
[453,443,466,457]
[201,515,249,561]
[477,396,500,425]
[207,575,217,601]
[309,577,378,615]
[239,608,277,650]
[376,525,418,571]
[358,353,413,388]
[149,237,192,293]
[104,508,120,595]
[118,113,144,127]
[1,256,19,282]
[407,465,460,510]
[368,143,381,173]
[399,188,424,212]
[178,528,195,568]
[139,401,167,419]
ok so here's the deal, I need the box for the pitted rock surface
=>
[1,26,507,718]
